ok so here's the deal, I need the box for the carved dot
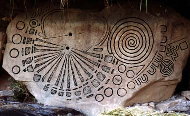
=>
[126,70,135,78]
[32,21,36,25]
[69,32,72,36]
[66,46,70,50]
[29,19,38,28]
[118,64,126,73]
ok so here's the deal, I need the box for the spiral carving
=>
[109,17,154,64]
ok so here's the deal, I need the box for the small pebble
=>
[142,103,149,106]
[149,102,155,108]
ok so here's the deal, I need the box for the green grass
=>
[100,107,188,116]
[9,78,36,102]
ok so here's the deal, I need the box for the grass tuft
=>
[100,107,188,116]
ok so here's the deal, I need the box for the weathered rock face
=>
[0,101,85,116]
[3,4,190,116]
[0,32,6,63]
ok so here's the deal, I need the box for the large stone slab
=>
[3,4,190,116]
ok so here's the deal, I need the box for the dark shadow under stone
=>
[0,110,36,116]
[0,108,85,116]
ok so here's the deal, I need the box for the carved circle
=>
[16,21,25,30]
[126,70,135,78]
[33,74,41,82]
[109,17,154,64]
[104,87,113,97]
[95,94,104,102]
[118,64,126,73]
[29,19,38,28]
[117,88,127,97]
[127,81,136,89]
[9,48,19,58]
[12,34,22,44]
[112,75,122,85]
[12,65,20,74]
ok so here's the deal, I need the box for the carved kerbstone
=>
[3,4,190,116]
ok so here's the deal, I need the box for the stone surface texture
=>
[0,92,190,116]
[0,32,6,63]
[0,101,85,116]
[154,93,190,114]
[181,91,190,100]
[3,3,190,116]
[133,91,190,115]
[0,90,14,97]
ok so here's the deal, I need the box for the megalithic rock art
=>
[3,3,190,116]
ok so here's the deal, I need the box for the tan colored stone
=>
[181,91,190,100]
[3,3,190,116]
[148,102,155,109]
